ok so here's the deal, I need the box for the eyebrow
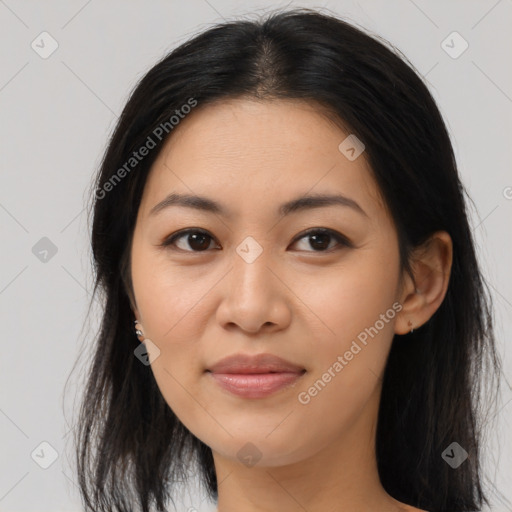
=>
[149,192,368,218]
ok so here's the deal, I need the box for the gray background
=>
[1,1,511,511]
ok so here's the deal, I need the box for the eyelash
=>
[159,227,353,253]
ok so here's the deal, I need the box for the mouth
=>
[205,352,306,398]
[206,370,306,398]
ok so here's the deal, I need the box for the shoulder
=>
[391,497,429,512]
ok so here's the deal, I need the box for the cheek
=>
[131,241,215,342]
[290,248,400,413]
[292,247,400,350]
[130,243,219,428]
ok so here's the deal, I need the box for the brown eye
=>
[290,228,352,252]
[161,229,219,252]
[160,227,351,254]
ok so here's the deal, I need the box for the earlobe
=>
[394,231,453,335]
[394,281,424,335]
[134,319,145,341]
[132,307,145,341]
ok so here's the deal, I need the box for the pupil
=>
[189,233,210,251]
[310,233,330,250]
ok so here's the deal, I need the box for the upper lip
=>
[206,353,305,374]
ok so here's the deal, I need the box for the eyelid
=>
[160,228,220,252]
[291,227,353,250]
[159,227,352,252]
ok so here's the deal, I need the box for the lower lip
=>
[207,371,305,398]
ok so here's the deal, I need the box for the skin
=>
[130,98,452,512]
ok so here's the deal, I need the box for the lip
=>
[205,353,306,399]
[206,352,305,374]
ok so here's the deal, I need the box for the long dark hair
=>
[69,8,502,512]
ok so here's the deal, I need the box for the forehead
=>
[139,98,387,221]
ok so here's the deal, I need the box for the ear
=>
[395,231,453,335]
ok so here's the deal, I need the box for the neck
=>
[212,386,407,512]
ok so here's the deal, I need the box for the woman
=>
[73,8,502,512]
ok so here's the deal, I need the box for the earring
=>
[134,320,144,340]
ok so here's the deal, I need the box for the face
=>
[130,98,406,468]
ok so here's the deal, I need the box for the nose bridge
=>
[230,234,273,299]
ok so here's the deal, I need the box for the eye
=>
[159,227,352,253]
[290,228,352,252]
[160,229,220,252]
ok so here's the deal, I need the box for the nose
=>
[215,241,292,334]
